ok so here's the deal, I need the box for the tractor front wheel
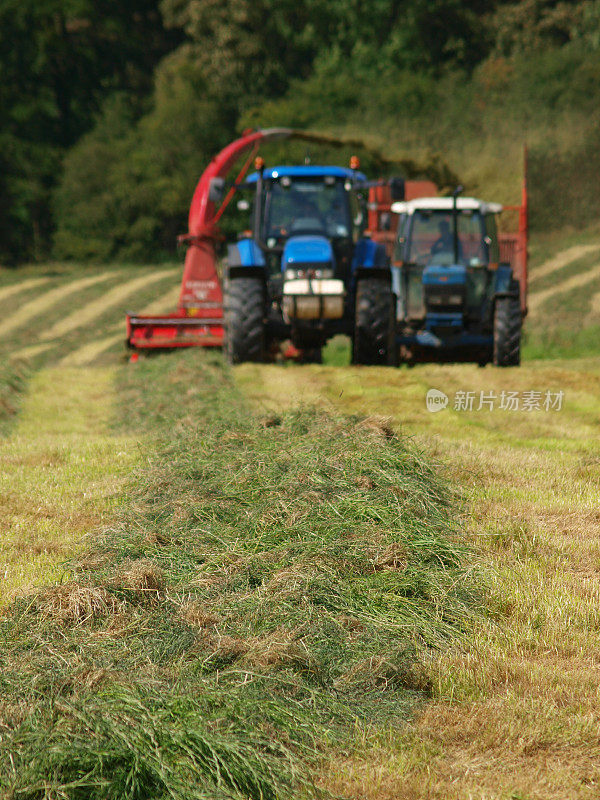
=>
[224,277,266,363]
[493,296,521,367]
[353,277,396,365]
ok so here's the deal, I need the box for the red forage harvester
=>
[126,128,293,350]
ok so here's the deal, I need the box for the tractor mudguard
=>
[352,238,389,272]
[354,266,391,281]
[227,240,267,281]
[227,240,266,268]
[493,264,519,297]
[228,265,267,281]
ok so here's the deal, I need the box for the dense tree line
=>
[0,0,180,262]
[2,0,599,263]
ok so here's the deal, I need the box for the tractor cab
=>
[391,196,522,365]
[243,165,367,279]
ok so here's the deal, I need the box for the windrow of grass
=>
[0,361,28,436]
[0,351,482,799]
[0,263,180,371]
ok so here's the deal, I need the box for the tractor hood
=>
[282,236,334,272]
[422,264,467,286]
[422,264,467,315]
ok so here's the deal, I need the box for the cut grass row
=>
[526,228,600,359]
[0,263,180,369]
[1,351,481,798]
[0,361,28,437]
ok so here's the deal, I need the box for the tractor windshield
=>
[263,177,352,241]
[403,210,488,267]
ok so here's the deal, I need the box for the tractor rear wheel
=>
[225,277,266,363]
[493,296,521,367]
[353,277,396,365]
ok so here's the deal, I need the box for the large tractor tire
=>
[493,296,521,367]
[353,277,396,365]
[224,276,266,363]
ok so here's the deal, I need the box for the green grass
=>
[0,366,136,606]
[0,350,479,798]
[7,687,300,800]
[1,256,598,797]
[0,361,28,436]
[523,227,600,360]
[0,262,180,370]
[524,320,600,360]
[234,358,600,798]
[529,250,600,293]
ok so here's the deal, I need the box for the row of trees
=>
[2,0,600,263]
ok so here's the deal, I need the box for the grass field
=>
[1,352,481,798]
[526,226,600,359]
[236,354,600,797]
[0,238,599,798]
[0,262,180,368]
[0,367,136,606]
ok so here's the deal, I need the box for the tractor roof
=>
[246,165,367,182]
[391,197,503,215]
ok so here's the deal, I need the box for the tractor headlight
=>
[428,293,463,306]
[285,267,333,280]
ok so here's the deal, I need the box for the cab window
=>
[407,210,487,267]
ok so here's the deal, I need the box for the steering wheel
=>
[289,216,327,234]
[413,249,431,264]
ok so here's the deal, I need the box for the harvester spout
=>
[180,128,293,311]
[126,127,294,350]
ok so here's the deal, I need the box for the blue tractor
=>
[390,193,523,366]
[224,163,397,364]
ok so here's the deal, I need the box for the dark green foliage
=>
[160,0,490,104]
[53,56,235,261]
[491,0,598,56]
[0,0,179,262]
[7,0,600,262]
[0,352,481,796]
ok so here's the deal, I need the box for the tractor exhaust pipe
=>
[253,158,265,243]
[452,185,463,264]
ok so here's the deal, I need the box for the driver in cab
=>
[431,219,454,256]
[431,219,462,261]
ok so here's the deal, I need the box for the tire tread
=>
[353,278,395,365]
[493,296,521,367]
[225,277,265,363]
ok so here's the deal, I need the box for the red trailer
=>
[368,179,438,256]
[498,147,529,315]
